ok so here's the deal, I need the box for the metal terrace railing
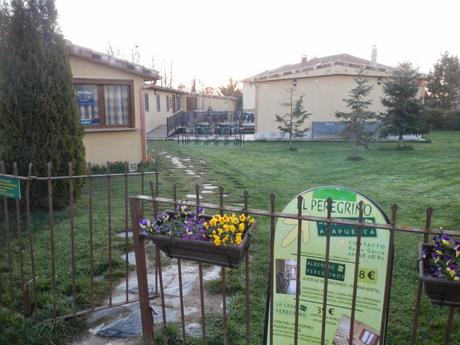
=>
[166,109,186,137]
[166,110,252,138]
[129,185,459,345]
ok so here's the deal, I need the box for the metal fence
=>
[0,160,159,321]
[129,185,459,345]
[1,168,459,344]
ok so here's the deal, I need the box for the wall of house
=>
[144,90,184,131]
[243,82,256,111]
[70,56,145,164]
[254,70,388,139]
[195,95,236,111]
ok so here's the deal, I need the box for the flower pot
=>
[141,212,253,268]
[419,243,460,307]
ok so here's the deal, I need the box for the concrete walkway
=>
[147,125,168,140]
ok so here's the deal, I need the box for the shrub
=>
[424,108,460,131]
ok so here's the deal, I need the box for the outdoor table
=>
[194,122,210,135]
[217,122,233,135]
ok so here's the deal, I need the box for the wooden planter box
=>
[142,213,253,268]
[419,243,460,307]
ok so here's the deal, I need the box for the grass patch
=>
[148,131,460,345]
[346,156,365,161]
[0,307,84,345]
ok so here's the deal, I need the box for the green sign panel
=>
[0,176,21,199]
[265,186,391,345]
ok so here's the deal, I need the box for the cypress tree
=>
[0,0,86,208]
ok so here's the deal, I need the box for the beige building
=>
[193,94,237,112]
[143,85,185,132]
[243,52,393,139]
[143,86,237,134]
[67,42,159,164]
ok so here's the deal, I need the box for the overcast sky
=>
[55,0,460,89]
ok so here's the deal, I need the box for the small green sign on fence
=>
[0,176,21,199]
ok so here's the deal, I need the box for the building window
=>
[144,94,149,112]
[176,95,181,111]
[156,94,161,111]
[74,79,133,128]
[166,95,170,111]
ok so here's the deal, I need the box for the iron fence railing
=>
[166,111,252,138]
[166,109,186,137]
[129,185,459,345]
[0,160,159,321]
[1,167,459,345]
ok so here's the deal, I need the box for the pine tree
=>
[379,62,428,148]
[0,0,86,208]
[275,87,310,147]
[336,69,376,160]
[425,52,460,110]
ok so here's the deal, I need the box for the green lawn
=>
[148,131,460,345]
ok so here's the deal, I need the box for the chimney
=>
[301,55,308,64]
[371,45,377,65]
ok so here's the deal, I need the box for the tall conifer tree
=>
[425,52,460,110]
[379,62,428,147]
[0,0,85,208]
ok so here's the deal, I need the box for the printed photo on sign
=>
[276,259,297,295]
[333,315,380,345]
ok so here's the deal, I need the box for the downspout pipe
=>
[139,88,147,161]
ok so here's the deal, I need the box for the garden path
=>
[72,152,224,345]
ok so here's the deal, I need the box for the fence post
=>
[196,183,207,344]
[26,163,37,318]
[124,162,130,304]
[68,162,77,315]
[293,195,303,345]
[269,192,276,345]
[320,198,333,345]
[1,161,13,307]
[380,204,398,341]
[219,186,228,345]
[243,190,250,345]
[87,163,95,310]
[411,207,433,344]
[155,159,159,197]
[107,162,113,306]
[130,197,154,345]
[47,162,57,317]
